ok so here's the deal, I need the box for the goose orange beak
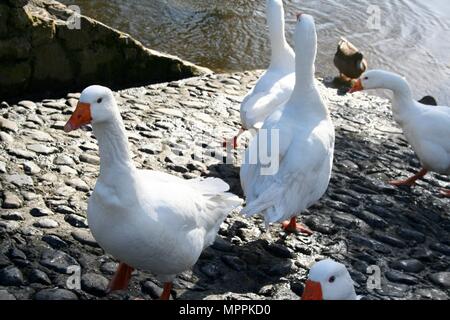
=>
[349,79,364,93]
[64,102,92,133]
[301,280,323,300]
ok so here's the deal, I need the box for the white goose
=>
[240,13,335,234]
[64,86,242,299]
[302,259,358,300]
[232,0,295,148]
[350,70,450,196]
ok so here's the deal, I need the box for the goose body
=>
[238,0,295,137]
[64,86,242,298]
[302,259,358,300]
[334,38,367,81]
[350,70,450,195]
[240,14,335,231]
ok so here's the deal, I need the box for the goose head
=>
[64,85,117,132]
[349,69,402,93]
[302,259,357,300]
[294,13,317,64]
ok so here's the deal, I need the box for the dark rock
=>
[430,243,450,256]
[0,253,11,268]
[385,270,418,285]
[372,231,407,248]
[34,218,59,229]
[34,288,78,300]
[304,216,337,235]
[221,255,246,271]
[211,237,233,252]
[429,273,450,289]
[65,214,88,228]
[0,290,16,300]
[141,280,163,299]
[30,207,54,217]
[352,211,388,229]
[29,269,52,285]
[265,260,293,277]
[42,235,67,249]
[100,262,118,275]
[391,259,425,273]
[1,211,24,221]
[40,248,79,273]
[0,265,24,286]
[264,242,294,259]
[81,273,109,297]
[200,263,222,278]
[396,228,426,243]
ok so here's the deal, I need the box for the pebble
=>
[23,161,41,175]
[0,290,16,300]
[29,269,52,285]
[34,288,78,300]
[65,178,90,192]
[100,262,118,275]
[65,214,88,228]
[141,280,163,299]
[2,192,22,209]
[26,144,57,155]
[42,235,67,249]
[264,242,294,259]
[30,207,54,217]
[8,148,36,160]
[0,117,18,133]
[81,273,109,297]
[0,161,6,173]
[385,270,418,285]
[221,255,246,271]
[0,266,24,286]
[391,259,425,273]
[429,272,450,289]
[40,248,78,273]
[1,212,24,221]
[5,174,34,187]
[430,243,450,256]
[79,153,100,165]
[34,218,59,229]
[71,230,99,247]
[54,155,75,166]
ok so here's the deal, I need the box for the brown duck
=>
[334,37,368,81]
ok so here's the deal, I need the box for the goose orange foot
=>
[160,282,173,300]
[107,262,134,293]
[282,217,313,236]
[389,168,428,187]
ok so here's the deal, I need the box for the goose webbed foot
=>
[282,217,313,236]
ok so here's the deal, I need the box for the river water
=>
[60,0,450,103]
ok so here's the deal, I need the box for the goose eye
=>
[328,276,336,283]
[364,77,369,80]
[97,98,103,104]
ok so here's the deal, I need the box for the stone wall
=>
[0,0,211,100]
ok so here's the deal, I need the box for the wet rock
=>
[81,273,109,297]
[42,235,67,249]
[396,228,426,243]
[0,266,24,286]
[415,288,448,300]
[211,237,233,252]
[0,253,11,267]
[430,243,450,256]
[264,242,294,259]
[304,216,337,235]
[390,259,425,273]
[141,280,163,299]
[0,290,16,300]
[265,260,293,277]
[40,248,79,273]
[200,263,222,278]
[385,270,418,285]
[221,255,246,271]
[34,288,78,300]
[2,192,22,209]
[29,269,52,285]
[65,214,88,228]
[429,272,450,289]
[100,262,118,275]
[372,232,407,248]
[352,211,388,229]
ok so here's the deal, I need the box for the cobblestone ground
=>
[0,71,449,300]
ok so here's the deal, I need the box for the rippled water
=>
[61,0,450,103]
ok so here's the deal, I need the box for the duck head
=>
[302,259,357,300]
[64,85,117,132]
